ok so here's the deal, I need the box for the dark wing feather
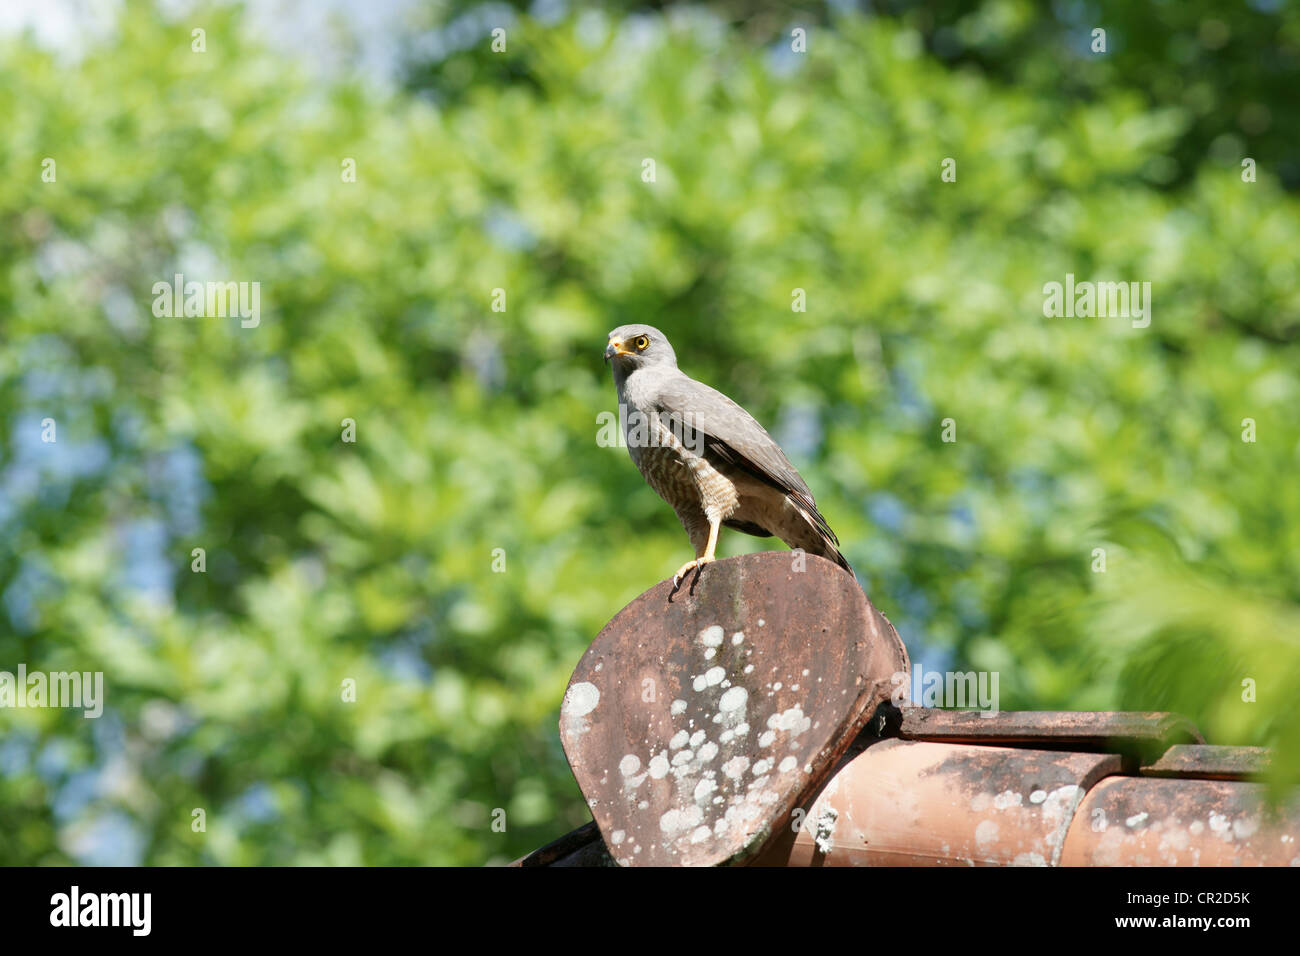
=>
[652,374,841,547]
[722,518,774,538]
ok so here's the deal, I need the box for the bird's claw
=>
[670,556,713,592]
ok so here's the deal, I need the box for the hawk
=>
[604,324,852,588]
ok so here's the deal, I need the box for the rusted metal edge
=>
[898,708,1205,761]
[511,821,610,867]
[1141,744,1271,780]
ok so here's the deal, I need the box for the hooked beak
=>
[604,338,632,362]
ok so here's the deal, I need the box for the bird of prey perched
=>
[604,324,852,588]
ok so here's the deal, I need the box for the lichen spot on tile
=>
[993,790,1023,810]
[719,686,748,713]
[722,756,750,780]
[699,625,725,649]
[562,682,600,718]
[975,819,999,848]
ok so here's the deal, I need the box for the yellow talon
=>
[672,555,714,589]
[671,518,721,590]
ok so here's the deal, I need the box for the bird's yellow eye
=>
[634,335,650,351]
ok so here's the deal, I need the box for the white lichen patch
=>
[1039,785,1085,865]
[698,741,719,762]
[1029,789,1047,805]
[619,755,641,777]
[659,806,703,835]
[671,699,687,716]
[562,682,600,718]
[732,632,745,645]
[770,706,812,736]
[699,625,725,649]
[1159,828,1189,855]
[814,806,839,855]
[705,666,725,687]
[974,819,999,848]
[1126,812,1149,828]
[722,756,750,781]
[690,729,707,748]
[669,730,689,749]
[1234,816,1259,840]
[1039,785,1082,828]
[993,790,1023,810]
[719,686,748,713]
[648,754,670,779]
[611,830,626,845]
[561,681,600,736]
[778,756,798,773]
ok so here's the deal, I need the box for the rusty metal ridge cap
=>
[898,708,1205,751]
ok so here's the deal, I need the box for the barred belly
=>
[629,443,699,511]
[628,434,739,524]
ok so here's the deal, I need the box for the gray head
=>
[604,324,679,382]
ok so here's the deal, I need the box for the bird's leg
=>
[672,515,721,589]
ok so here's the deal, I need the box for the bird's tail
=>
[824,543,854,576]
[790,494,854,577]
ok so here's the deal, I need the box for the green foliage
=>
[1,2,1297,864]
